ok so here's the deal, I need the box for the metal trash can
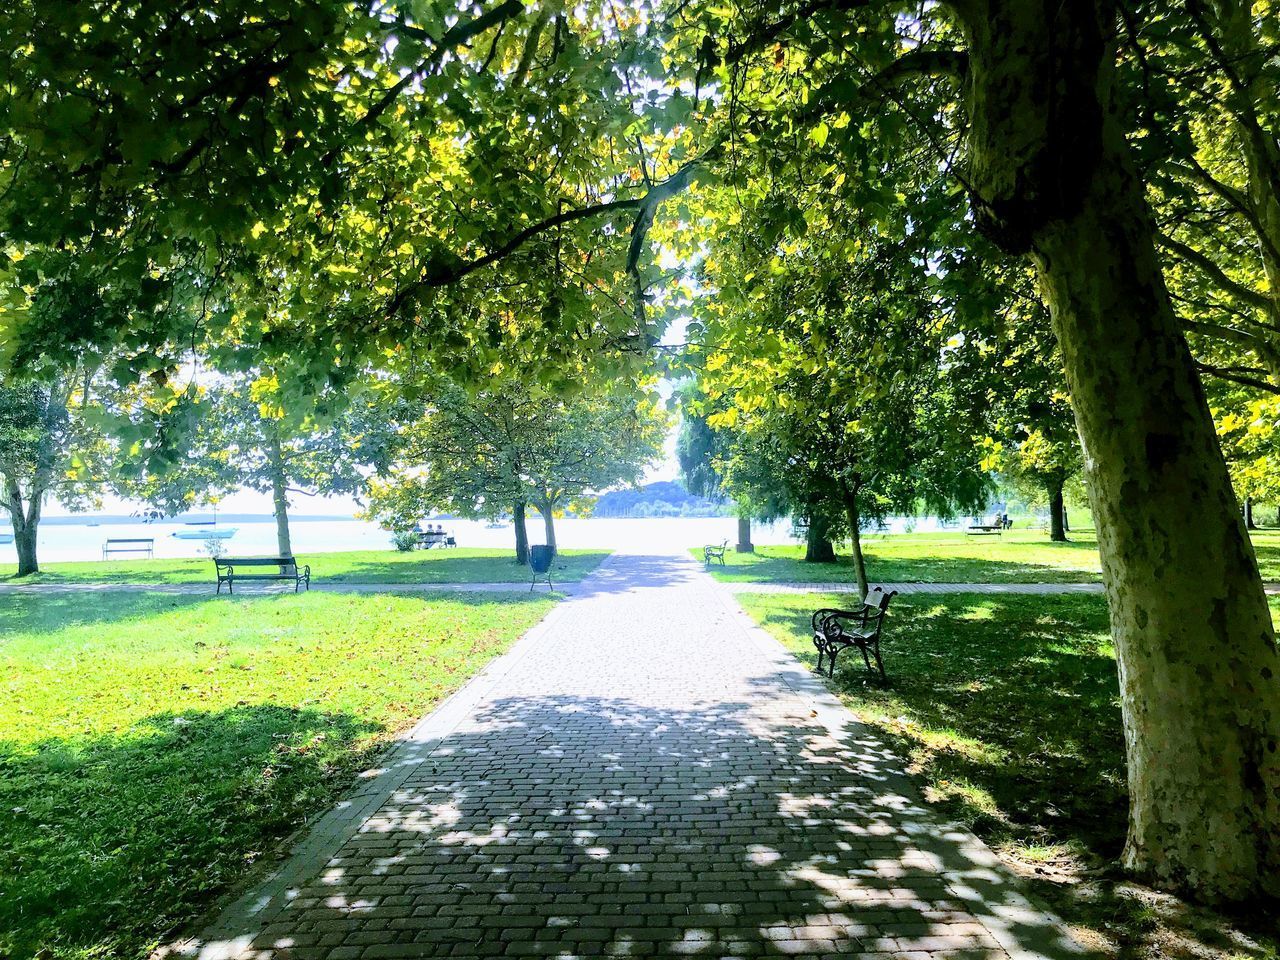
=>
[529,545,555,591]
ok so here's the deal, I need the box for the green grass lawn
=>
[699,528,1280,584]
[0,590,556,959]
[697,530,1105,583]
[740,590,1279,959]
[1,547,609,585]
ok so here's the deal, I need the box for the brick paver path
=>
[169,550,1084,960]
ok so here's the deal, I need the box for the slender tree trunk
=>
[267,432,292,557]
[539,500,557,554]
[1048,477,1068,542]
[960,0,1280,901]
[512,500,530,565]
[843,492,869,600]
[735,514,754,553]
[1245,497,1257,531]
[803,513,836,563]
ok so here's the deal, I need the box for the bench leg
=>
[826,648,838,679]
[872,641,887,684]
[216,579,222,595]
[813,639,825,674]
[859,644,873,673]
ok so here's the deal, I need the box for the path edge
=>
[707,572,1095,960]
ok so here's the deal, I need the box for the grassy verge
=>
[739,590,1278,960]
[696,531,1104,583]
[0,590,556,959]
[1,547,609,585]
[699,529,1280,585]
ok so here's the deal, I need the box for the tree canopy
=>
[3,0,1280,905]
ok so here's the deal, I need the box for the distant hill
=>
[589,481,730,518]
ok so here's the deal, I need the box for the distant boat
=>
[173,527,238,541]
[184,520,216,526]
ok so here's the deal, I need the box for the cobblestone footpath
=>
[167,550,1086,960]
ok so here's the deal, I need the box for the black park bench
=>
[102,538,154,560]
[811,587,898,682]
[214,557,310,594]
[703,539,728,566]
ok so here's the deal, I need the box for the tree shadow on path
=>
[174,689,1090,959]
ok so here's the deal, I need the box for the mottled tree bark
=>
[804,514,836,563]
[957,0,1280,900]
[1048,477,1067,542]
[512,500,530,564]
[735,514,754,553]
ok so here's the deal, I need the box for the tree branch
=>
[1195,361,1280,394]
[1158,233,1273,311]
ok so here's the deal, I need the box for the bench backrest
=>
[105,538,154,545]
[866,587,896,614]
[215,557,297,570]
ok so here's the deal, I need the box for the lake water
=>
[1,513,980,565]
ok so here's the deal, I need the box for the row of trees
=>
[363,381,666,560]
[1,0,1277,906]
[0,365,666,575]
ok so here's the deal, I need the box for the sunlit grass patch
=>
[0,590,555,959]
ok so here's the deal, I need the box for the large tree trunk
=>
[14,520,38,576]
[5,478,41,576]
[267,433,292,557]
[1048,477,1067,542]
[735,514,754,553]
[512,500,530,565]
[842,491,869,600]
[803,513,836,563]
[960,0,1280,901]
[12,509,39,577]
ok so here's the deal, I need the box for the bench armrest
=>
[812,607,868,631]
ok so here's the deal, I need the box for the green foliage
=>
[0,590,555,959]
[391,529,421,552]
[0,375,115,572]
[118,373,411,517]
[366,381,668,530]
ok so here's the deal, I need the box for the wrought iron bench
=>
[214,557,310,594]
[703,539,728,566]
[811,587,898,681]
